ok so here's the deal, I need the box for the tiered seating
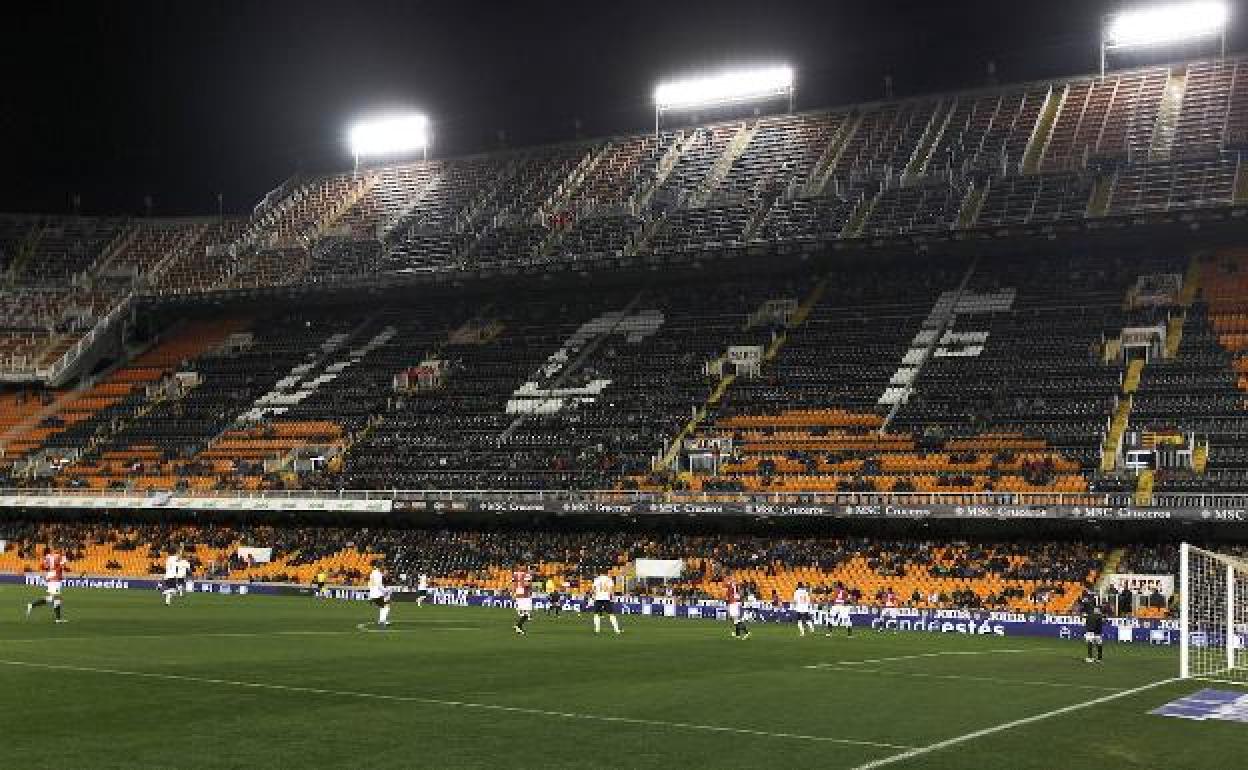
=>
[976,173,1092,226]
[104,221,203,276]
[647,204,754,253]
[927,85,1050,175]
[556,133,678,259]
[0,520,1105,613]
[7,216,124,286]
[711,113,844,201]
[467,143,592,265]
[1139,252,1248,494]
[149,219,246,292]
[381,155,507,272]
[831,99,942,180]
[1041,68,1168,170]
[756,192,860,243]
[1107,158,1238,213]
[863,181,966,236]
[569,134,676,212]
[652,124,739,205]
[1172,59,1246,159]
[337,163,438,238]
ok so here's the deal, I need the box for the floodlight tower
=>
[653,66,795,135]
[348,113,431,172]
[1101,2,1230,74]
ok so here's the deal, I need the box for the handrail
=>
[1,487,1246,509]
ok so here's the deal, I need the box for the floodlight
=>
[348,114,430,159]
[1105,2,1229,48]
[654,66,794,111]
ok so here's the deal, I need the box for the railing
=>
[31,293,133,385]
[1,487,1246,509]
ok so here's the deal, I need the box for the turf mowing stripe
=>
[0,658,916,751]
[849,677,1179,769]
[809,666,1125,692]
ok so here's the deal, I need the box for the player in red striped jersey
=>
[879,588,900,633]
[512,564,534,636]
[725,574,749,639]
[26,546,70,623]
[824,582,853,637]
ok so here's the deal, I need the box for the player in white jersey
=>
[416,573,430,606]
[824,583,853,638]
[26,547,69,623]
[162,550,183,605]
[792,582,815,637]
[368,565,392,627]
[590,574,621,635]
[175,557,192,596]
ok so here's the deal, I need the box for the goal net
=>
[1180,543,1248,683]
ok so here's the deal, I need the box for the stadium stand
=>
[0,518,1107,613]
[1,54,1247,500]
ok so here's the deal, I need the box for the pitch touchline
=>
[0,659,915,751]
[850,677,1178,769]
[1,621,487,644]
[810,666,1123,692]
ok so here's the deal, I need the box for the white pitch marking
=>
[809,649,1029,667]
[0,658,915,751]
[850,678,1179,769]
[0,630,357,644]
[809,665,1123,692]
[359,618,484,631]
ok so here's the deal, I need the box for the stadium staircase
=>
[842,193,878,238]
[88,223,140,276]
[1179,254,1202,305]
[806,112,861,195]
[656,278,826,473]
[1165,312,1186,359]
[1193,442,1209,473]
[1099,385,1135,474]
[142,223,210,287]
[1235,155,1248,204]
[1021,84,1062,174]
[1134,468,1155,505]
[1087,172,1117,218]
[1093,548,1128,593]
[903,99,954,180]
[957,182,987,228]
[690,121,757,207]
[1147,69,1187,162]
[537,144,609,256]
[4,223,44,285]
[1100,357,1144,472]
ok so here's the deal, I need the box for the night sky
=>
[1,1,1240,216]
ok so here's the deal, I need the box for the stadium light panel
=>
[348,114,430,159]
[1105,2,1229,48]
[654,66,794,111]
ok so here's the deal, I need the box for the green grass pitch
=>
[2,585,1245,768]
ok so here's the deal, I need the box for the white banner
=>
[236,546,273,564]
[634,559,684,579]
[1108,573,1175,596]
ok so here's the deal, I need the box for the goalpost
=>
[1180,543,1248,683]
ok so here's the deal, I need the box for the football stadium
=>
[4,1,1248,766]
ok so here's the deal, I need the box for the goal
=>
[1180,543,1248,683]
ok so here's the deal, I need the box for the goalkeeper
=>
[1084,603,1105,664]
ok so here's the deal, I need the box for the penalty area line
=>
[850,677,1179,769]
[0,658,915,751]
[810,649,1030,667]
[808,665,1123,692]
